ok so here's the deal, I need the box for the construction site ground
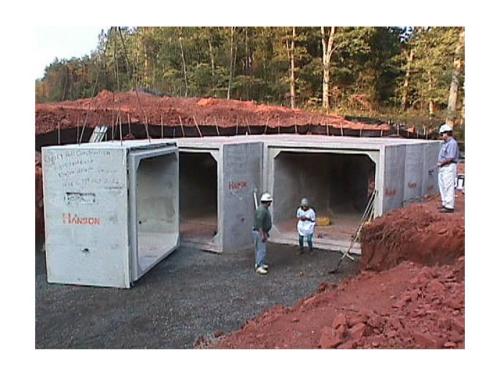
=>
[35,243,358,349]
[36,192,464,349]
[210,193,465,349]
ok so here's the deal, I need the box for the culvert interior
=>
[179,152,218,244]
[272,151,375,244]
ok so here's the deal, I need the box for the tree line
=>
[35,27,465,131]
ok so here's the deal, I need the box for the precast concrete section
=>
[42,140,179,288]
[173,137,263,253]
[259,134,441,253]
[41,135,440,278]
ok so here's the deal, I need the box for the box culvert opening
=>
[136,153,178,271]
[179,152,218,243]
[272,151,375,245]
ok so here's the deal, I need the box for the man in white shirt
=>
[296,198,316,255]
[437,124,460,213]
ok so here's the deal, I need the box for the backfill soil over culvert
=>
[209,193,465,349]
[35,90,391,136]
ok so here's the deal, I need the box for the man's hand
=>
[260,231,268,242]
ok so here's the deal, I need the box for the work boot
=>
[296,248,304,255]
[256,266,268,275]
[440,207,455,213]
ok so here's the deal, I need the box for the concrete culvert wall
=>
[272,151,375,245]
[179,152,218,242]
[136,153,179,271]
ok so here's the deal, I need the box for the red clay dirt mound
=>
[35,90,391,135]
[205,192,465,349]
[360,193,465,272]
[209,258,464,349]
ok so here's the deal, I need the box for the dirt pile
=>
[35,90,391,136]
[210,258,464,349]
[360,193,465,271]
[208,193,465,349]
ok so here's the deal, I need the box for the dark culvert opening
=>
[179,152,218,243]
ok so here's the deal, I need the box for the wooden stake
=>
[215,119,220,136]
[119,114,123,146]
[145,116,151,142]
[193,116,202,137]
[247,119,251,135]
[111,113,115,140]
[161,115,164,138]
[178,116,185,137]
[58,121,61,145]
[76,116,80,143]
[114,113,120,140]
[127,113,132,135]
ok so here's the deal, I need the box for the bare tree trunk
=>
[113,29,120,91]
[62,65,69,101]
[227,27,235,100]
[428,73,434,117]
[446,29,465,126]
[401,48,414,110]
[321,27,336,110]
[143,29,148,87]
[288,27,296,109]
[178,32,188,97]
[208,39,215,80]
[245,27,249,74]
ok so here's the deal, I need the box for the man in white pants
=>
[296,198,316,255]
[437,124,460,213]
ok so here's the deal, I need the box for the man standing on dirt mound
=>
[253,193,273,275]
[437,124,460,213]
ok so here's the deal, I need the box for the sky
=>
[34,26,105,80]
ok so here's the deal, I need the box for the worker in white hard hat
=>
[296,198,316,255]
[437,124,460,213]
[252,193,273,275]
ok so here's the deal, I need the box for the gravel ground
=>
[36,243,358,349]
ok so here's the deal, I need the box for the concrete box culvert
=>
[261,134,441,253]
[173,137,264,253]
[42,140,179,288]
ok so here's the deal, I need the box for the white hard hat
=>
[300,198,309,206]
[260,192,273,202]
[439,124,453,134]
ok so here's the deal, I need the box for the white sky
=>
[34,26,105,80]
